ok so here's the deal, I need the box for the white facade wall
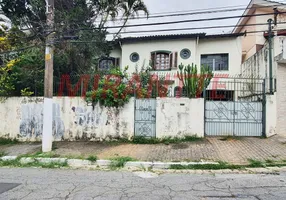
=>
[120,39,197,73]
[0,97,205,141]
[112,37,242,77]
[196,38,242,76]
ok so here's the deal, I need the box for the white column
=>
[42,98,53,152]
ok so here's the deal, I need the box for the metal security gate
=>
[134,99,156,138]
[204,78,266,137]
[205,101,263,136]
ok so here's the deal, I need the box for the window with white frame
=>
[201,54,229,71]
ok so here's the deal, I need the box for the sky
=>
[1,0,285,39]
[106,0,286,38]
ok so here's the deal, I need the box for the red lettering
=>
[58,75,90,97]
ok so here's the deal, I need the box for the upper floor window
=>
[151,51,177,71]
[98,57,120,71]
[201,54,229,71]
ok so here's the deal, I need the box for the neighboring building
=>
[234,0,286,137]
[233,0,286,62]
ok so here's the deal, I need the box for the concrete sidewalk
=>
[1,135,286,164]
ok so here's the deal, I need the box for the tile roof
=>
[117,33,244,43]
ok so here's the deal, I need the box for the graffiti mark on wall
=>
[19,103,65,139]
[71,106,122,139]
[72,106,109,127]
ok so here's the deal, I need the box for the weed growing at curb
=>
[170,162,244,170]
[248,159,266,167]
[132,135,203,145]
[0,158,68,169]
[18,151,61,159]
[18,152,89,160]
[87,155,98,162]
[170,160,286,170]
[0,138,19,145]
[110,157,136,169]
[0,151,7,157]
[265,159,275,164]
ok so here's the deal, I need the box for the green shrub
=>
[248,159,266,167]
[132,135,203,144]
[0,151,7,157]
[87,155,98,162]
[110,156,135,169]
[85,67,131,108]
[0,137,19,145]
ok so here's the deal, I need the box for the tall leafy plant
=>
[133,67,169,98]
[85,67,131,108]
[177,63,213,98]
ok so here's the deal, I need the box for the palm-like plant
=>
[113,0,149,39]
[95,0,121,28]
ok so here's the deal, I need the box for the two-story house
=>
[99,33,243,100]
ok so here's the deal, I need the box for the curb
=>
[1,156,286,174]
[0,156,218,169]
[125,161,218,169]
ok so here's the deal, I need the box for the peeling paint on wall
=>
[0,97,135,141]
[19,103,65,139]
[70,106,119,140]
[72,106,109,127]
[156,98,205,138]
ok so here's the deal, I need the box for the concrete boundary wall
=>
[0,97,204,141]
[266,94,277,137]
[156,98,204,138]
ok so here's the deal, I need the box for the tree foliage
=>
[0,0,149,96]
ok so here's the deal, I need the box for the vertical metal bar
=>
[133,79,136,138]
[268,19,273,94]
[233,79,236,136]
[154,99,157,138]
[262,79,267,138]
[203,86,206,137]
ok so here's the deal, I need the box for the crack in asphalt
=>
[1,169,286,200]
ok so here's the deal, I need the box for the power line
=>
[76,11,286,30]
[106,22,286,35]
[17,2,286,32]
[60,29,286,44]
[146,1,286,15]
[95,3,285,22]
[107,1,286,19]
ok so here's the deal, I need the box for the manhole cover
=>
[0,183,21,194]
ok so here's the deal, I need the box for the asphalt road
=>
[0,168,286,200]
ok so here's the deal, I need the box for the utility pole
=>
[267,18,273,94]
[42,0,55,152]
